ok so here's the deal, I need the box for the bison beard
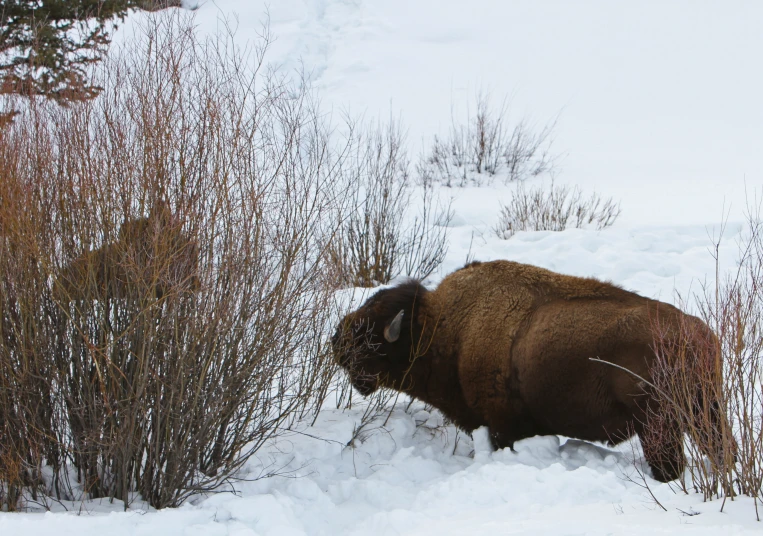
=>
[332,260,729,483]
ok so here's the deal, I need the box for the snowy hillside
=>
[3,1,763,534]
[168,0,763,227]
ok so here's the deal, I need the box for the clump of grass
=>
[418,91,556,187]
[495,181,621,239]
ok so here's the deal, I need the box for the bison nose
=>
[331,327,356,368]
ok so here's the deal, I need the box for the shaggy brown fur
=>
[332,259,727,482]
[55,202,199,301]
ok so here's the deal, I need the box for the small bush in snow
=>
[494,182,621,239]
[648,208,763,517]
[327,120,452,288]
[417,91,556,187]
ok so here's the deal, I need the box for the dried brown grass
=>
[418,91,556,187]
[495,181,620,239]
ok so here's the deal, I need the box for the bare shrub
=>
[418,91,556,187]
[648,307,735,499]
[699,211,763,515]
[0,144,61,511]
[1,12,342,510]
[402,184,452,282]
[495,181,620,239]
[328,119,452,288]
[648,205,763,519]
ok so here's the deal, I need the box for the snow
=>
[3,0,763,534]
[181,0,762,228]
[4,404,763,534]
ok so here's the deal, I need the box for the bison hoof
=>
[649,462,683,483]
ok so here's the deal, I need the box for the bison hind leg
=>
[637,419,686,483]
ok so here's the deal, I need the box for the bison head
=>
[331,281,427,396]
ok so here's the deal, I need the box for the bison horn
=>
[384,309,405,342]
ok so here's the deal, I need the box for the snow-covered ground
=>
[3,1,763,534]
[4,402,763,535]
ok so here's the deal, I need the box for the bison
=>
[54,201,199,302]
[332,259,729,482]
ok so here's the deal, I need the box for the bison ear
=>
[384,309,405,343]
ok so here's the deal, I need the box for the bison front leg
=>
[487,413,541,452]
[488,428,516,451]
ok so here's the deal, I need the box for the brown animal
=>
[332,259,728,482]
[55,202,199,301]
